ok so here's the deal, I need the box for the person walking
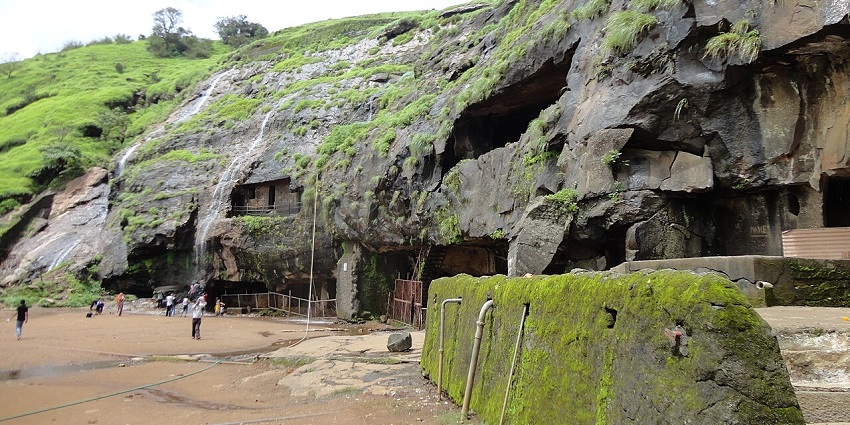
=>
[165,293,175,317]
[10,300,28,340]
[116,293,125,316]
[191,297,206,340]
[181,297,189,317]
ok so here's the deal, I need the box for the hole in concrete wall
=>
[604,307,617,329]
[441,58,569,174]
[824,177,850,227]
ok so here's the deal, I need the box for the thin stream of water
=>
[115,69,232,177]
[193,99,284,278]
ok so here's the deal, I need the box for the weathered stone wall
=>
[422,271,803,424]
[612,256,850,307]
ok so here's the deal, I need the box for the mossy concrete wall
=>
[421,271,803,425]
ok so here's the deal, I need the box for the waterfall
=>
[178,69,233,123]
[114,69,233,178]
[115,143,140,176]
[193,100,282,279]
[47,236,82,271]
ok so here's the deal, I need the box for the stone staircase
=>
[757,307,850,424]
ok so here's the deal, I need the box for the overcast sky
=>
[0,0,466,59]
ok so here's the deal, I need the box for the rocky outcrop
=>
[1,168,110,286]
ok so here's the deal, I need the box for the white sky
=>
[0,0,466,58]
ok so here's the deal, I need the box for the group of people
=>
[10,283,225,340]
[87,292,126,317]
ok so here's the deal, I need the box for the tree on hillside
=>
[214,15,269,48]
[97,108,130,145]
[147,7,212,58]
[153,7,182,35]
[31,140,82,187]
[1,52,20,79]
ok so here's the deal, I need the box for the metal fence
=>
[221,292,336,318]
[232,201,302,217]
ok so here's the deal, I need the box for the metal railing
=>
[221,291,336,318]
[231,201,302,216]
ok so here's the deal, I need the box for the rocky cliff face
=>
[2,1,849,316]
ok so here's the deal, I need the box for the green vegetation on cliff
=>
[0,41,227,204]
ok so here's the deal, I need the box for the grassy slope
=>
[0,41,228,200]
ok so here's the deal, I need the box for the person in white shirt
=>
[165,294,175,316]
[191,297,207,339]
[181,297,189,317]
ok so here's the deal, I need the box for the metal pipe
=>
[460,299,495,421]
[499,304,528,425]
[438,298,462,401]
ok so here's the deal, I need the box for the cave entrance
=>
[421,242,508,283]
[213,279,337,317]
[418,241,507,318]
[603,226,628,269]
[441,59,569,174]
[824,177,850,227]
[230,178,302,216]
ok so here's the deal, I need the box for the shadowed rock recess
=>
[422,271,804,424]
[1,2,849,316]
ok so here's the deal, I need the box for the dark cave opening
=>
[417,241,508,307]
[441,59,569,175]
[603,226,628,269]
[80,125,103,139]
[422,242,508,282]
[824,177,850,227]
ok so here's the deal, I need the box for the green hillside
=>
[0,41,228,207]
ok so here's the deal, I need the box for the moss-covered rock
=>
[421,270,803,424]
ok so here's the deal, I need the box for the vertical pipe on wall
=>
[499,304,529,425]
[461,299,494,421]
[438,297,463,401]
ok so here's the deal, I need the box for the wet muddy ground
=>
[0,304,471,424]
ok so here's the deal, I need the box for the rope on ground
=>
[0,360,222,422]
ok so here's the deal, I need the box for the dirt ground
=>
[4,303,849,425]
[0,302,473,425]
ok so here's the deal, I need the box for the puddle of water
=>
[0,359,143,382]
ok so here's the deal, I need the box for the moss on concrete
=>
[422,271,803,424]
[770,258,850,306]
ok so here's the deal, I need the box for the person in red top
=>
[10,300,28,340]
[116,293,125,316]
